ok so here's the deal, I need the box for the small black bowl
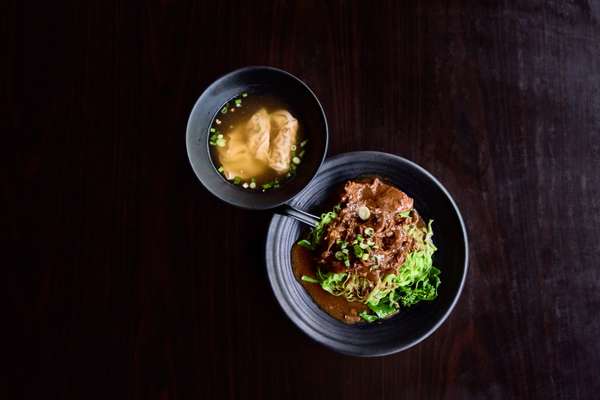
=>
[265,152,468,356]
[186,66,328,209]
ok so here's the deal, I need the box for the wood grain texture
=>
[11,0,600,399]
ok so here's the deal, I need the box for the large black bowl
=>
[186,66,328,209]
[265,151,468,356]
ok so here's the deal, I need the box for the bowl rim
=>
[185,65,329,210]
[265,151,469,357]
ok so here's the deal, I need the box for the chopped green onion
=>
[210,128,216,133]
[217,166,224,173]
[353,244,364,256]
[292,157,301,165]
[298,239,312,248]
[216,138,226,147]
[298,150,305,158]
[301,275,319,283]
[242,92,248,97]
[291,144,297,151]
[249,182,256,189]
[300,139,308,147]
[209,131,219,146]
[364,227,375,236]
[242,182,249,188]
[221,106,228,114]
[233,176,242,185]
[234,99,242,107]
[358,206,371,220]
[344,259,350,267]
[399,209,412,218]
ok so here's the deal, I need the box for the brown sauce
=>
[291,244,367,324]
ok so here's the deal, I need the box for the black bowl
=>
[186,66,328,209]
[265,151,468,356]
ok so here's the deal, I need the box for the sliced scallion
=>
[298,239,312,248]
[358,206,371,220]
[301,275,319,283]
[399,209,412,218]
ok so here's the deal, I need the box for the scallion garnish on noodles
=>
[297,204,440,322]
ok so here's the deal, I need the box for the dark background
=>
[10,1,600,399]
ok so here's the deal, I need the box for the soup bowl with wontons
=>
[186,66,328,209]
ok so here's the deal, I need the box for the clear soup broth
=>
[208,92,307,191]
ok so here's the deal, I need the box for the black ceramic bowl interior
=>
[186,66,328,209]
[266,151,468,356]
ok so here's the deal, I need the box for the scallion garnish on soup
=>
[208,92,307,191]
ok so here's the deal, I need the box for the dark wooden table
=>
[11,1,600,399]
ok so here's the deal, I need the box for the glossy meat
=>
[318,178,417,281]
